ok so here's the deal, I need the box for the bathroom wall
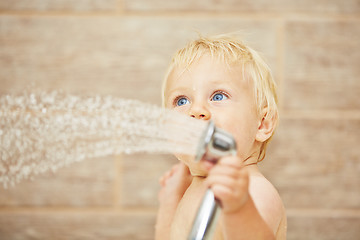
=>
[0,1,359,239]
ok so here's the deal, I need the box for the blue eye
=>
[212,92,228,101]
[176,97,190,106]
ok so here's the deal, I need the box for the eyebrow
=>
[165,88,190,100]
[167,79,235,94]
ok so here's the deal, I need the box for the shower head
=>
[195,121,237,163]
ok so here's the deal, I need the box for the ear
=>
[255,107,277,143]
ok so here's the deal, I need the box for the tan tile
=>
[287,214,360,240]
[283,21,360,110]
[0,157,115,207]
[260,118,360,209]
[0,0,118,12]
[123,0,360,14]
[121,153,178,208]
[0,211,156,240]
[0,16,277,105]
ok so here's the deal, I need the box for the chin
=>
[176,154,209,177]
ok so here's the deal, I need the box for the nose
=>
[189,103,211,120]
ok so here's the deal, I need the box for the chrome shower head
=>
[195,121,237,163]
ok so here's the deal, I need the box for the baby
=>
[155,34,287,240]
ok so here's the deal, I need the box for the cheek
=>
[213,110,259,158]
[171,105,190,115]
[233,128,257,157]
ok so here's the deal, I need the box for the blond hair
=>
[162,34,279,162]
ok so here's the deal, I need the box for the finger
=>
[159,176,164,186]
[208,162,247,181]
[159,173,169,186]
[206,174,237,190]
[159,163,180,186]
[210,177,249,204]
[217,156,243,169]
[159,172,169,186]
[208,164,240,179]
[170,163,181,174]
[211,184,233,204]
[206,168,249,190]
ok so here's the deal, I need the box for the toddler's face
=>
[164,54,262,176]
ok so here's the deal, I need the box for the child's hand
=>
[158,162,193,205]
[205,156,249,214]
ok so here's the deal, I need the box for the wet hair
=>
[162,33,279,162]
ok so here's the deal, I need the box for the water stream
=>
[0,90,207,188]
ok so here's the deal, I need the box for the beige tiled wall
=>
[0,1,359,239]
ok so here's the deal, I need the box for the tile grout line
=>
[275,17,286,115]
[116,0,126,15]
[0,206,158,214]
[282,110,360,120]
[287,208,360,218]
[0,206,358,218]
[0,10,359,21]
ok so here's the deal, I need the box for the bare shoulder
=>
[248,173,287,238]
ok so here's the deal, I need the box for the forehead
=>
[165,54,250,91]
